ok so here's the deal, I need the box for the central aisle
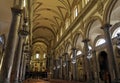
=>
[23,78,86,83]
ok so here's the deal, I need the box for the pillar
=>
[53,59,56,79]
[19,50,25,82]
[56,59,59,79]
[64,53,69,80]
[92,50,99,83]
[71,48,78,81]
[22,55,27,80]
[46,54,50,72]
[54,59,57,79]
[82,39,92,82]
[13,34,24,83]
[59,56,62,79]
[68,60,71,80]
[0,7,22,83]
[101,24,120,81]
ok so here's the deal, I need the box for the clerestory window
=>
[95,38,106,47]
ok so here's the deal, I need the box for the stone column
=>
[101,24,119,81]
[0,7,23,83]
[56,59,59,79]
[64,53,69,80]
[68,60,71,80]
[71,48,78,81]
[59,56,62,79]
[54,59,57,79]
[82,39,92,82]
[46,54,50,72]
[22,55,27,80]
[13,34,24,83]
[19,51,25,82]
[92,50,99,83]
[53,59,56,79]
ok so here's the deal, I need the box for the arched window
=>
[77,50,82,56]
[0,36,3,44]
[95,38,106,47]
[88,45,92,50]
[36,53,39,59]
[87,45,92,59]
[43,53,46,58]
[57,35,58,41]
[60,28,63,36]
[112,27,120,38]
[65,19,69,29]
[74,6,78,19]
[0,34,5,45]
[71,54,73,58]
[23,0,26,7]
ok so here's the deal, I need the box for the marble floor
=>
[23,78,85,83]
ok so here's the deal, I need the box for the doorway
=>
[98,51,110,82]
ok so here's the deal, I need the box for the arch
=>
[73,31,84,47]
[110,22,120,38]
[65,41,72,55]
[94,35,105,47]
[73,32,84,52]
[103,0,117,24]
[84,16,103,47]
[85,16,103,38]
[73,33,80,47]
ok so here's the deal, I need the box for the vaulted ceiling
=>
[32,0,75,46]
[0,0,75,56]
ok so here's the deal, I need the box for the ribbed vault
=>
[32,0,74,53]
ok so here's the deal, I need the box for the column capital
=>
[11,7,23,15]
[82,38,90,43]
[101,23,112,30]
